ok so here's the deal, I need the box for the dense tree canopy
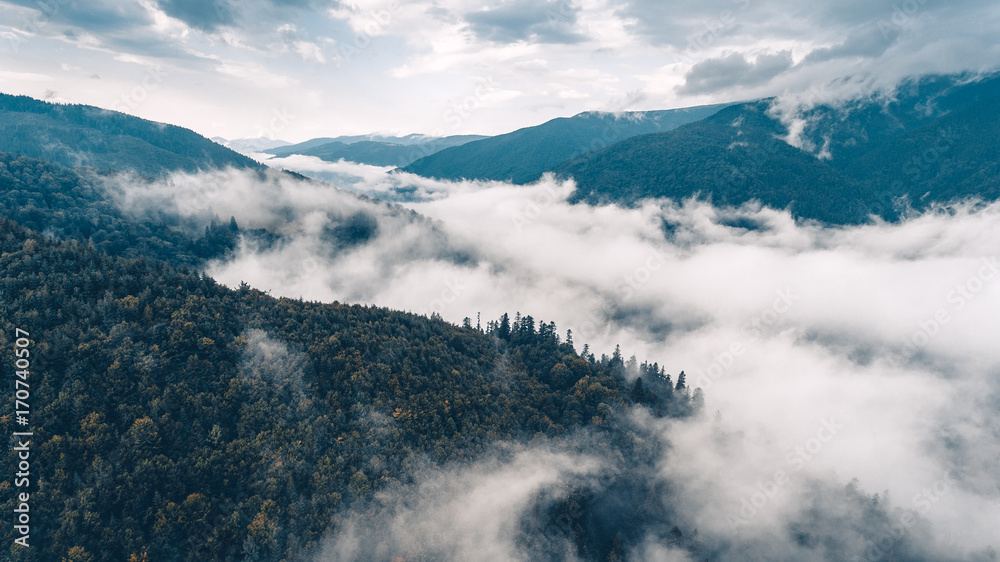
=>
[0,93,259,176]
[0,216,698,561]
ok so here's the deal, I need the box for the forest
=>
[0,138,936,560]
[0,94,258,177]
[0,153,704,560]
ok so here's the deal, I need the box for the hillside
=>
[0,107,936,562]
[558,74,1000,223]
[401,105,730,184]
[0,157,696,560]
[0,216,695,561]
[0,94,260,176]
[797,73,1000,166]
[557,102,872,223]
[839,79,1000,213]
[0,152,264,267]
[265,134,488,167]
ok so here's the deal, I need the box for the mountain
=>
[0,96,942,561]
[400,104,731,184]
[264,136,340,155]
[0,150,924,562]
[557,102,872,223]
[796,73,1000,166]
[264,134,488,167]
[0,152,267,267]
[843,90,1000,211]
[267,135,489,167]
[212,136,290,155]
[266,134,487,156]
[558,73,1000,223]
[0,159,695,560]
[0,93,261,176]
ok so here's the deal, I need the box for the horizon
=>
[2,0,998,142]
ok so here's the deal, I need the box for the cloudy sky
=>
[1,0,999,141]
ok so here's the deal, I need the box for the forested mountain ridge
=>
[401,104,730,184]
[0,88,954,561]
[557,73,1000,223]
[795,72,1000,166]
[0,152,259,267]
[266,134,488,167]
[0,146,703,560]
[840,82,1000,211]
[557,102,873,224]
[0,93,260,176]
[0,153,930,562]
[0,215,692,561]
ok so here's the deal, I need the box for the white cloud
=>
[2,0,1000,140]
[322,445,604,561]
[102,163,1000,559]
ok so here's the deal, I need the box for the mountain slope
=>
[0,93,260,176]
[0,212,692,560]
[557,102,872,224]
[275,136,487,167]
[0,92,947,562]
[0,152,284,267]
[797,73,1000,166]
[837,77,1000,214]
[212,136,290,155]
[558,74,1000,223]
[265,134,488,166]
[401,105,730,184]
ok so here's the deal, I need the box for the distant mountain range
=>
[556,73,1000,223]
[401,104,731,184]
[0,93,260,176]
[212,136,290,155]
[555,101,873,223]
[263,134,488,167]
[5,73,999,225]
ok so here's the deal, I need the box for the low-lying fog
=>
[105,157,1000,560]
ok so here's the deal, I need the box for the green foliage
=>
[0,219,694,561]
[557,102,875,224]
[403,105,730,184]
[0,152,265,267]
[558,73,1000,224]
[270,136,487,168]
[0,93,259,176]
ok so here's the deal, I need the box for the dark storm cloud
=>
[677,50,793,95]
[155,0,235,31]
[617,0,985,48]
[153,0,337,32]
[463,0,588,45]
[1,0,337,43]
[802,24,899,64]
[617,0,1000,102]
[2,0,154,33]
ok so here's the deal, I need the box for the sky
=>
[1,0,999,142]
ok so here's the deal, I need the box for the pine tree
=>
[631,377,645,403]
[498,313,511,340]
